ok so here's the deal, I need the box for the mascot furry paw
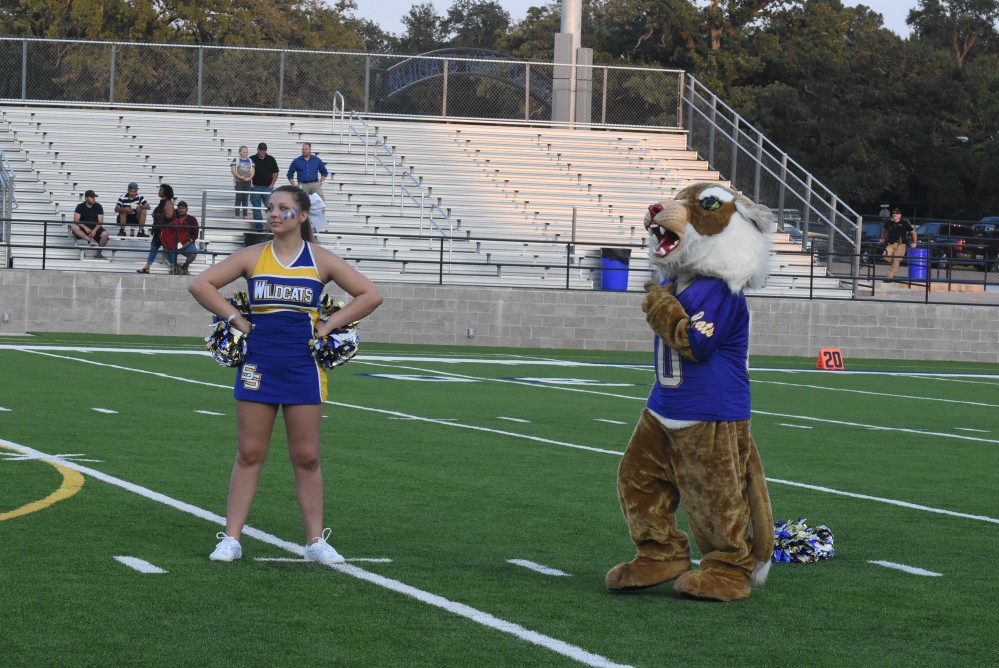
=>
[606,183,776,602]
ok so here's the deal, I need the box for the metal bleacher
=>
[0,105,851,297]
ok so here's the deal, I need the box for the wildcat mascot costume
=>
[606,183,775,602]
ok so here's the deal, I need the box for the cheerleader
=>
[189,185,382,564]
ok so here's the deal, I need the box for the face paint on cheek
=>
[282,208,298,220]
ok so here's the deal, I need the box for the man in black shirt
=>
[71,189,109,259]
[249,142,280,230]
[880,208,918,281]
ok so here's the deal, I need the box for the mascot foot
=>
[672,568,751,602]
[605,557,692,592]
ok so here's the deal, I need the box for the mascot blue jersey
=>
[646,277,751,421]
[235,241,328,404]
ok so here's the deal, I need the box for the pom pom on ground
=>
[772,518,834,563]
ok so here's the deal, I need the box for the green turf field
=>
[1,333,997,667]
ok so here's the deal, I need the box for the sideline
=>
[0,437,631,668]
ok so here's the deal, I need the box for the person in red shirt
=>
[161,201,201,275]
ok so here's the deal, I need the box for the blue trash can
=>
[907,247,928,280]
[600,248,631,291]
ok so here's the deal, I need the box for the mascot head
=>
[645,183,774,293]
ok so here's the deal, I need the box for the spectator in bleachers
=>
[115,182,150,237]
[71,189,109,259]
[249,142,280,231]
[135,183,176,274]
[161,200,201,275]
[286,142,327,200]
[231,145,255,219]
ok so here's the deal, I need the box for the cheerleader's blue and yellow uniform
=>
[235,241,327,404]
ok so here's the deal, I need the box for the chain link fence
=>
[0,38,683,129]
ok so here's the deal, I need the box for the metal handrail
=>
[684,75,863,294]
[342,106,454,259]
[332,91,345,141]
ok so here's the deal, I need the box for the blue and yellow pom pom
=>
[205,292,251,367]
[772,519,835,563]
[309,294,360,369]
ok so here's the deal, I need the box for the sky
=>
[351,0,918,39]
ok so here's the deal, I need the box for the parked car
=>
[971,229,999,272]
[859,217,886,265]
[973,216,999,234]
[914,222,981,270]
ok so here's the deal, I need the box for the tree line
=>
[2,0,997,219]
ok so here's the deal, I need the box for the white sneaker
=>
[209,532,242,562]
[304,528,345,565]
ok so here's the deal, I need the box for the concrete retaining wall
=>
[1,269,997,363]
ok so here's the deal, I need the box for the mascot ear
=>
[734,199,776,235]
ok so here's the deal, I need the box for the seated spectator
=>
[71,189,109,259]
[161,200,201,275]
[136,184,176,274]
[115,182,150,237]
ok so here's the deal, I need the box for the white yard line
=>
[752,410,999,444]
[868,560,943,577]
[114,556,167,574]
[752,379,999,408]
[507,559,570,576]
[254,557,394,564]
[768,477,999,525]
[0,437,630,668]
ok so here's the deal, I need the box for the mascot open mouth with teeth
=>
[606,183,776,602]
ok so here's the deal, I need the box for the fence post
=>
[802,175,815,250]
[278,51,285,110]
[197,48,204,107]
[685,80,695,150]
[601,67,609,125]
[439,236,445,285]
[753,133,763,202]
[442,58,449,118]
[525,63,531,121]
[200,190,208,242]
[777,154,788,228]
[708,97,717,166]
[730,116,739,187]
[109,43,116,104]
[364,55,371,113]
[21,40,27,100]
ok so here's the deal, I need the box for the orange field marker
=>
[816,348,845,370]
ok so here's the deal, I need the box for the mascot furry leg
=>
[608,412,773,601]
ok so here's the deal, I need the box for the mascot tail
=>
[747,440,775,585]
